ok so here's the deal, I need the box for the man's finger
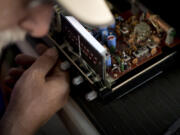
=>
[15,54,36,67]
[46,63,69,87]
[4,76,16,88]
[50,61,63,75]
[29,48,58,78]
[36,43,48,55]
[46,68,70,106]
[8,68,24,79]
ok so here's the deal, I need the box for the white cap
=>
[57,0,115,27]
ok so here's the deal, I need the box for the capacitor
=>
[121,61,125,72]
[116,56,121,65]
[106,54,112,67]
[107,35,117,48]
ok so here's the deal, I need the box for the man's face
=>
[0,0,53,48]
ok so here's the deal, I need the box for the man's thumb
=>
[29,48,58,78]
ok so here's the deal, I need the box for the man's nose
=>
[19,5,53,37]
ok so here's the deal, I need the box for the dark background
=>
[110,0,180,35]
[140,0,180,35]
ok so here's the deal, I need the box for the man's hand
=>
[0,47,69,135]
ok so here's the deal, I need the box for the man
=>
[0,0,114,134]
[0,0,69,134]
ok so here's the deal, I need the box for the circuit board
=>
[84,10,180,80]
[49,2,180,94]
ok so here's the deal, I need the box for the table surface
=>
[72,54,180,135]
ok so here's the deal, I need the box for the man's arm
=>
[0,107,33,135]
[0,48,69,135]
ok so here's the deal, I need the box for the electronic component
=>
[146,12,176,45]
[48,1,180,100]
[60,9,180,90]
[61,15,108,80]
[72,76,84,86]
[133,47,149,58]
[85,91,98,101]
[107,35,117,48]
[106,54,112,67]
[60,61,71,71]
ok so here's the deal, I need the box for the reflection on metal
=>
[112,52,176,91]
